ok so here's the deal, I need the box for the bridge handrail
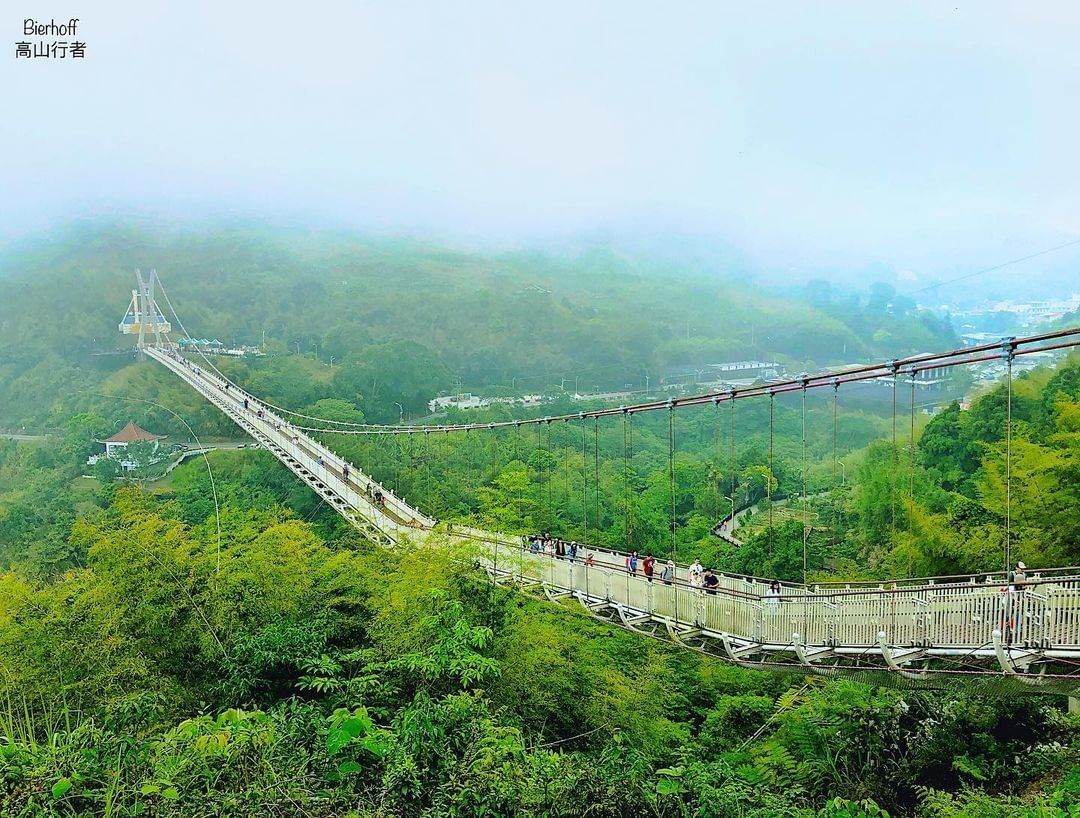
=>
[452,529,1080,602]
[150,346,435,528]
[478,537,1080,657]
[814,564,1080,589]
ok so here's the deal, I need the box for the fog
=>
[3,1,1079,294]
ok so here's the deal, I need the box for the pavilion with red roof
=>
[98,422,167,459]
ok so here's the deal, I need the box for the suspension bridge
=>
[123,271,1080,695]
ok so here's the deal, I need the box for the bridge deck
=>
[146,345,1080,694]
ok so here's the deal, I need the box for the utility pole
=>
[312,343,319,361]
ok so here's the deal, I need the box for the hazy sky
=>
[4,1,1080,289]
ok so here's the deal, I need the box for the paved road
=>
[1,432,49,441]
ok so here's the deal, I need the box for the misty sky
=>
[3,1,1080,291]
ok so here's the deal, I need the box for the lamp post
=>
[329,355,336,368]
[724,493,735,529]
[312,343,319,362]
[394,402,404,424]
[294,341,300,355]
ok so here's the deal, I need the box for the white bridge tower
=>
[118,269,171,351]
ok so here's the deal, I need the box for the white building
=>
[87,422,168,472]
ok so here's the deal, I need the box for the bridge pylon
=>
[119,269,171,355]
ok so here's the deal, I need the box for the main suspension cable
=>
[153,277,1080,435]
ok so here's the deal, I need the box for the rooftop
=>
[101,422,166,444]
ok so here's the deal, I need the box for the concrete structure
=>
[706,360,782,381]
[428,393,492,412]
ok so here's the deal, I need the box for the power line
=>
[907,236,1080,297]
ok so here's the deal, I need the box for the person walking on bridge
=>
[661,560,675,585]
[626,551,639,575]
[688,558,704,589]
[643,554,655,582]
[1008,560,1029,642]
[703,569,719,595]
[1010,561,1028,592]
[765,580,781,604]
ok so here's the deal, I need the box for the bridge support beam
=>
[992,628,1045,684]
[877,631,928,678]
[793,632,839,674]
[721,633,762,663]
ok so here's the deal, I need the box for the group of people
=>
[623,551,677,584]
[685,558,720,593]
[527,540,787,600]
[526,533,594,565]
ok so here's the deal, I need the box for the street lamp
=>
[294,341,300,355]
[312,343,319,362]
[722,494,736,532]
[839,461,846,485]
[329,356,336,367]
[394,402,404,424]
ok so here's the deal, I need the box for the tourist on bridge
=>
[703,569,718,595]
[342,463,350,481]
[642,554,655,582]
[584,552,595,567]
[568,541,578,562]
[626,551,639,575]
[688,558,704,588]
[243,398,249,410]
[1010,560,1028,592]
[765,580,781,604]
[661,560,675,585]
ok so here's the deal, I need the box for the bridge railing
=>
[483,540,1080,653]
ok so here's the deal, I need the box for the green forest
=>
[0,223,957,428]
[1,225,1079,816]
